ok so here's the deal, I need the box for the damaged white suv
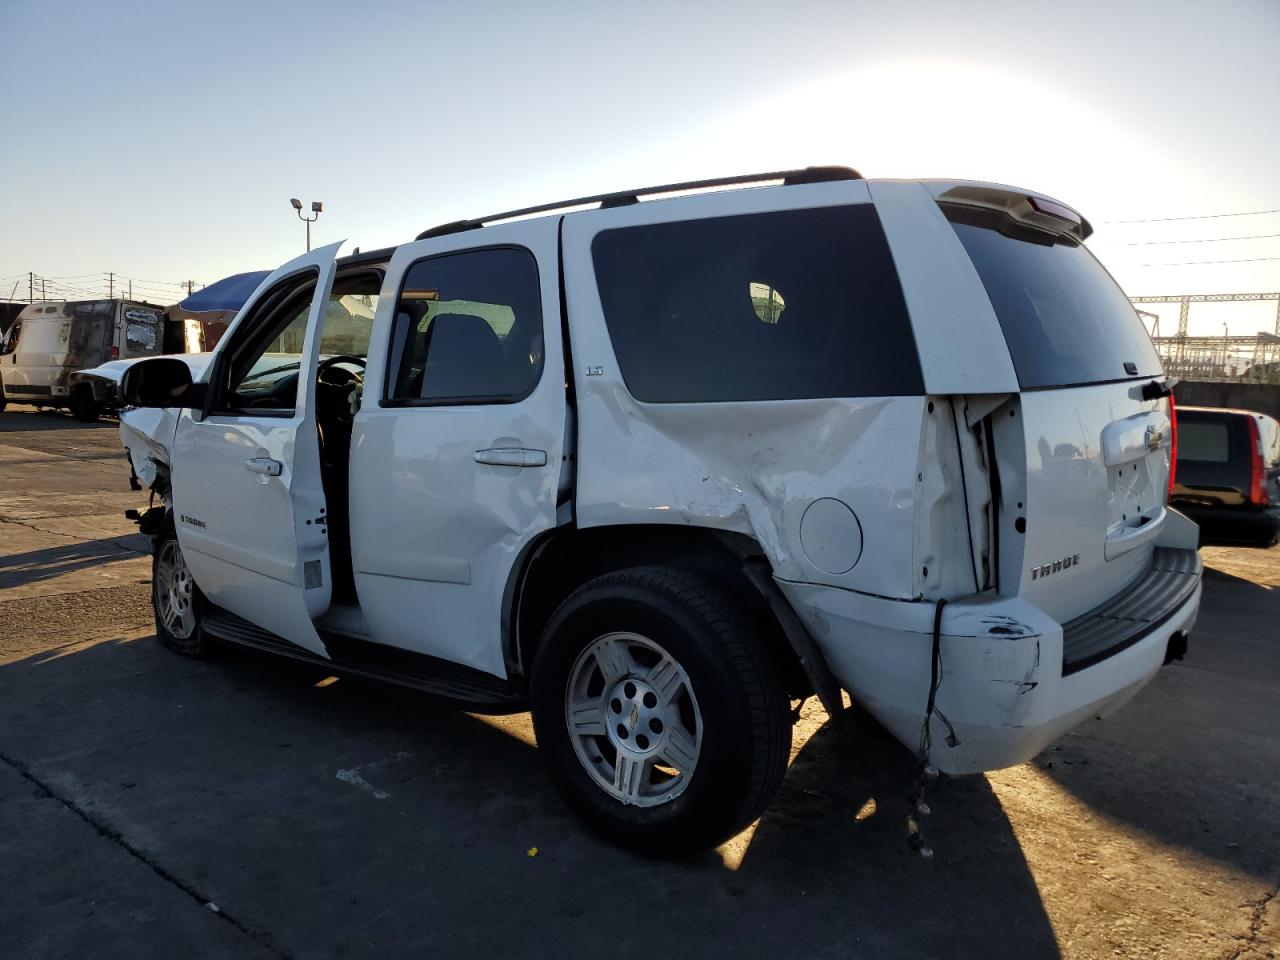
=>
[118,167,1201,854]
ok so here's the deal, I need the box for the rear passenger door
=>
[350,218,566,677]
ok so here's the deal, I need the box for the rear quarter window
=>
[590,205,922,402]
[945,205,1162,389]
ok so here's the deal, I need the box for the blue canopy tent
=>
[178,270,271,313]
[168,270,270,351]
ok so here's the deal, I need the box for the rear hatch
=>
[942,199,1175,625]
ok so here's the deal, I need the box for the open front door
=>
[170,242,342,657]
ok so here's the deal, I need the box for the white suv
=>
[118,167,1201,854]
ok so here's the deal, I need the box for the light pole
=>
[290,198,323,251]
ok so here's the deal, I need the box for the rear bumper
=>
[776,541,1202,775]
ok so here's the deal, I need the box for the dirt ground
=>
[1,406,1277,959]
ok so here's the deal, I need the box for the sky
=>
[2,0,1278,336]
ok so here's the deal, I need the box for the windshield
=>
[945,205,1162,389]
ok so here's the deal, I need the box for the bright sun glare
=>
[683,60,1194,221]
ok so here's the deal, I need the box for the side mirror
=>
[120,357,207,409]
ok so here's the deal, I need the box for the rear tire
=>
[153,521,215,658]
[71,386,100,422]
[530,566,790,857]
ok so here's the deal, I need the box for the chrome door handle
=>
[474,448,548,468]
[244,457,283,476]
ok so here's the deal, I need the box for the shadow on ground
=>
[0,409,117,432]
[1037,566,1280,885]
[0,536,146,587]
[0,633,1060,959]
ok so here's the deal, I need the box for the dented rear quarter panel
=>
[560,178,1017,600]
[559,179,943,598]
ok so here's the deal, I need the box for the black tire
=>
[152,520,216,658]
[71,386,100,422]
[529,566,791,857]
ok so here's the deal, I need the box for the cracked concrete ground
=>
[1,407,1277,959]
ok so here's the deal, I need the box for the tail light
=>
[1167,393,1178,501]
[1247,415,1267,505]
[109,345,119,360]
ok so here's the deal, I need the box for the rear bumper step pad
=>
[1061,547,1201,675]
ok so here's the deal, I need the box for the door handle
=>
[244,457,283,476]
[474,448,548,468]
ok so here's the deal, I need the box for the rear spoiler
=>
[929,182,1092,242]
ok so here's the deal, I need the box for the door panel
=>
[171,242,342,657]
[350,220,566,677]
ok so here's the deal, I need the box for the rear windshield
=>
[945,205,1162,389]
[591,205,921,402]
[1178,418,1231,463]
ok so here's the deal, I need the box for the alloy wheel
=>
[565,632,703,808]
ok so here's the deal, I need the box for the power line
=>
[1098,232,1280,247]
[1136,256,1280,267]
[1103,208,1280,224]
[118,276,189,287]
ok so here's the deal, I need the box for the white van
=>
[116,168,1201,854]
[0,299,165,420]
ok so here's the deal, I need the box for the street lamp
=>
[290,197,323,251]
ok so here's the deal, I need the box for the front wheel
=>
[153,523,215,657]
[530,566,791,856]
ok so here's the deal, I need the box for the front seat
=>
[418,313,510,400]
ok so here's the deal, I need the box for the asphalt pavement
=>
[1,407,1276,960]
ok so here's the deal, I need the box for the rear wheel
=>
[530,566,790,856]
[153,523,215,657]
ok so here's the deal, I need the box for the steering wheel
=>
[317,354,367,385]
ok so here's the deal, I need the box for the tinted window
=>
[1179,419,1230,463]
[386,247,543,404]
[591,205,921,402]
[945,205,1162,389]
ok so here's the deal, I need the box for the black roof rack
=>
[414,165,862,241]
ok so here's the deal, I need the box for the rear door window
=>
[590,205,921,402]
[945,205,1162,389]
[385,247,543,405]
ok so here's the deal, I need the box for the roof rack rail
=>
[415,165,862,241]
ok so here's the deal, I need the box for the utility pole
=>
[40,277,45,301]
[128,279,132,300]
[28,272,33,302]
[108,272,114,299]
[184,280,195,297]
